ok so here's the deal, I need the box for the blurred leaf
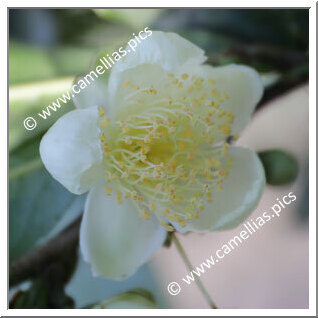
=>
[89,289,158,309]
[10,262,76,309]
[258,149,299,185]
[10,282,48,309]
[9,166,84,262]
[50,46,98,76]
[93,9,163,30]
[9,77,74,151]
[9,42,57,84]
[10,42,96,84]
[156,9,308,50]
[180,30,236,55]
[9,134,43,178]
[37,195,85,245]
[9,115,84,262]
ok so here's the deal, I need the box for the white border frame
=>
[3,1,316,316]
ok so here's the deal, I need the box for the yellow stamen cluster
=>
[97,72,235,231]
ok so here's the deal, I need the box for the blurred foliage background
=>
[9,9,308,309]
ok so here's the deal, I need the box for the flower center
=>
[97,72,235,230]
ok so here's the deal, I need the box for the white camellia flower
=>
[40,31,265,280]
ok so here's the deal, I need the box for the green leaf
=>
[180,30,236,55]
[93,9,163,29]
[10,281,49,309]
[88,289,158,309]
[9,166,84,262]
[10,266,75,309]
[9,42,97,85]
[9,42,57,85]
[9,78,86,263]
[9,134,43,178]
[9,77,75,151]
[157,9,308,50]
[258,149,299,185]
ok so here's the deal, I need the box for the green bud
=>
[88,289,158,309]
[258,149,298,185]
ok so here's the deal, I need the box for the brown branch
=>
[9,216,82,287]
[227,44,308,70]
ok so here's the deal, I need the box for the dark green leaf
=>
[10,262,76,309]
[9,167,84,262]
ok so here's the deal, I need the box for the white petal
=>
[107,31,206,116]
[72,75,109,110]
[183,64,264,135]
[108,63,167,119]
[80,183,167,280]
[40,107,103,195]
[186,147,265,232]
[112,31,206,74]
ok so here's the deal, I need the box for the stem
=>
[172,232,218,309]
[10,217,81,287]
